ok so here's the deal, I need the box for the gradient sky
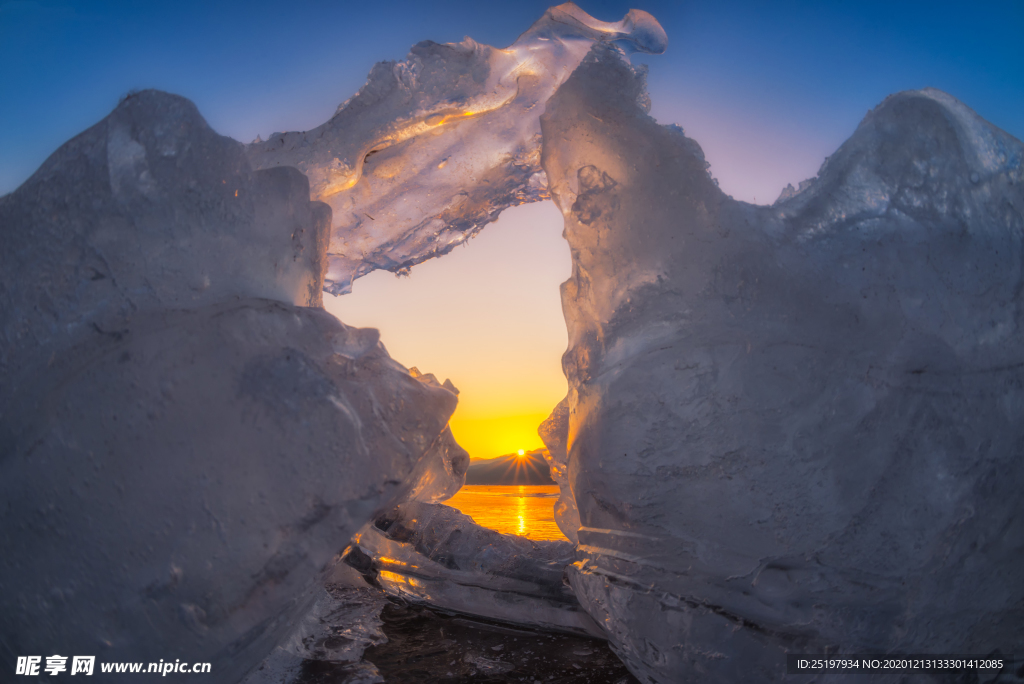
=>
[3,0,1022,458]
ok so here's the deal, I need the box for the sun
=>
[517,449,525,456]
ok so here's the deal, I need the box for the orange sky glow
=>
[323,200,571,460]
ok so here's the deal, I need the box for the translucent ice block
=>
[541,44,1024,682]
[247,3,666,294]
[348,502,602,638]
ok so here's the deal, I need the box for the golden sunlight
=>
[446,485,566,541]
[447,413,549,460]
[517,487,527,536]
[323,202,570,461]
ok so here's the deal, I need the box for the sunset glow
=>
[517,490,527,536]
[324,201,570,460]
[446,413,550,460]
[0,1,1020,680]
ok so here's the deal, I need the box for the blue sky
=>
[2,0,1022,199]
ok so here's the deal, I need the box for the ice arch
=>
[247,2,666,294]
[259,3,1024,679]
[245,0,666,550]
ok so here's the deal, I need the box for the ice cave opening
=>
[321,197,574,546]
[323,199,571,467]
[319,195,608,643]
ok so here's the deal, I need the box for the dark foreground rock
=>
[298,601,638,684]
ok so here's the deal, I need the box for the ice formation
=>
[541,46,1024,682]
[242,562,388,684]
[0,91,459,682]
[538,397,581,543]
[347,502,602,638]
[4,3,1023,682]
[397,368,470,504]
[246,2,665,294]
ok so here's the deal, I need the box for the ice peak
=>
[523,3,667,55]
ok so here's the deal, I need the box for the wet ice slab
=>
[348,502,602,638]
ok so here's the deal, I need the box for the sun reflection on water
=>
[517,485,527,536]
[447,484,565,541]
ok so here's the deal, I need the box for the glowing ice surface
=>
[247,2,665,295]
[537,398,581,543]
[349,502,601,638]
[400,368,470,504]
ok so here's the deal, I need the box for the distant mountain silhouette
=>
[465,449,555,485]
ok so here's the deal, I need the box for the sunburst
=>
[496,449,547,485]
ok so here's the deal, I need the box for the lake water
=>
[446,485,567,541]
